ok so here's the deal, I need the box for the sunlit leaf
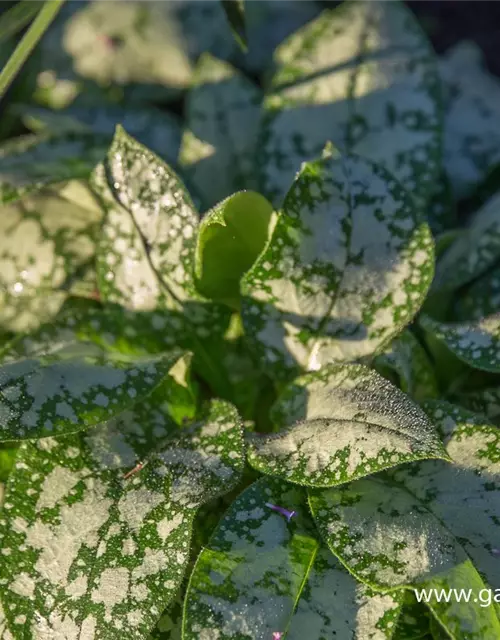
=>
[248,363,447,487]
[195,191,274,307]
[420,313,500,373]
[0,134,108,205]
[309,402,500,639]
[0,328,184,440]
[373,330,439,402]
[440,42,500,200]
[258,0,441,211]
[183,476,319,639]
[0,182,102,333]
[179,54,261,210]
[0,399,243,638]
[242,149,434,378]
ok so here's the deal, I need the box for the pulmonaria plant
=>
[2,1,500,639]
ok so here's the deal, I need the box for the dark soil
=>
[409,1,500,76]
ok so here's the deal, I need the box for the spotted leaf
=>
[0,134,108,205]
[433,190,500,293]
[0,181,102,334]
[248,363,447,487]
[309,402,500,638]
[221,0,247,52]
[149,593,182,639]
[183,476,319,639]
[258,0,441,211]
[0,399,243,639]
[194,191,274,307]
[179,54,261,209]
[373,330,439,402]
[286,547,404,640]
[453,265,500,322]
[420,313,500,373]
[440,42,500,200]
[242,150,434,378]
[19,104,182,167]
[0,333,184,440]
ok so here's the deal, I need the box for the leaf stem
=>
[0,0,65,102]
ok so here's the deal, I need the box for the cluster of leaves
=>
[1,1,500,639]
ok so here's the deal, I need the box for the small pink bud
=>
[272,633,283,640]
[265,502,296,523]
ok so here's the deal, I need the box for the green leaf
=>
[248,363,447,487]
[0,333,184,441]
[17,104,182,167]
[373,330,439,402]
[0,399,244,638]
[309,402,500,639]
[184,476,404,639]
[453,266,500,321]
[221,0,247,52]
[36,0,193,105]
[242,150,434,378]
[0,444,16,482]
[258,0,441,210]
[0,181,102,334]
[287,547,405,640]
[94,126,201,310]
[195,191,274,307]
[393,592,433,640]
[440,42,500,200]
[0,1,41,45]
[420,313,500,373]
[179,54,261,210]
[454,387,500,425]
[183,476,319,639]
[433,190,500,292]
[0,134,108,205]
[149,593,182,639]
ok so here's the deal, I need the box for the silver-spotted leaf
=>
[183,476,319,639]
[309,402,500,638]
[179,54,261,209]
[287,547,404,640]
[0,399,244,639]
[373,330,439,402]
[420,313,500,373]
[0,335,184,440]
[258,0,441,209]
[0,182,102,333]
[440,42,500,200]
[94,126,201,309]
[248,364,447,487]
[242,151,434,377]
[149,593,182,639]
[19,104,182,167]
[35,0,192,106]
[454,265,500,322]
[433,190,500,292]
[0,134,108,205]
[456,387,500,425]
[194,191,274,307]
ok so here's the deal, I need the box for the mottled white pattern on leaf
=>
[309,402,500,638]
[440,42,500,200]
[259,0,441,210]
[179,54,262,209]
[242,151,434,377]
[420,313,500,373]
[0,400,243,639]
[248,363,447,487]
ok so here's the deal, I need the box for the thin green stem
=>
[0,1,41,45]
[0,0,65,102]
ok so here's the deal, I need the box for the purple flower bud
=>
[265,502,296,523]
[491,548,500,557]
